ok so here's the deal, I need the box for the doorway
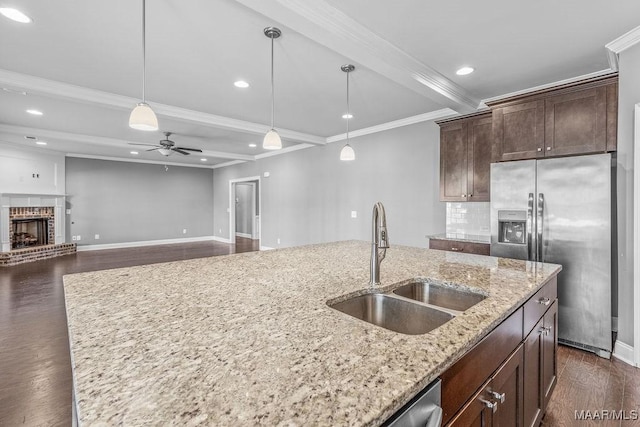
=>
[229,176,261,247]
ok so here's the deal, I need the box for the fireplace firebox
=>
[11,218,50,249]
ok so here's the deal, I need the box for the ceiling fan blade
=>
[128,142,160,147]
[176,147,203,152]
[146,147,160,152]
[173,148,191,155]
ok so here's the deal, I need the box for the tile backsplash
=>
[446,202,491,236]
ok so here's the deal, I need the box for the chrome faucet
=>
[370,202,389,286]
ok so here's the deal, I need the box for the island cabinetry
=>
[489,74,618,162]
[429,238,490,256]
[442,276,558,427]
[438,113,492,202]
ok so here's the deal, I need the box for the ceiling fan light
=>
[158,148,172,156]
[129,102,158,131]
[340,144,355,161]
[263,129,282,150]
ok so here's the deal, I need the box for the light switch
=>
[351,211,357,218]
[66,209,71,215]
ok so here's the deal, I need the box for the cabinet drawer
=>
[523,276,558,336]
[429,239,490,256]
[441,307,523,425]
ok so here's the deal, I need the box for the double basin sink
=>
[329,280,487,335]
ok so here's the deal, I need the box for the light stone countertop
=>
[63,240,561,426]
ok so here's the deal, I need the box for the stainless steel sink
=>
[329,293,454,335]
[393,281,486,312]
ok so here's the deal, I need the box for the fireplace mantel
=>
[1,193,67,253]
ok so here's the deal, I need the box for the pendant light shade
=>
[340,144,355,161]
[263,27,282,150]
[340,64,355,161]
[129,102,158,131]
[129,0,158,131]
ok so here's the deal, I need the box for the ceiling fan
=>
[129,132,203,156]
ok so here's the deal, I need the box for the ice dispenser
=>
[497,210,527,245]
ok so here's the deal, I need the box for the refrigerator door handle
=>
[527,193,534,261]
[537,193,544,263]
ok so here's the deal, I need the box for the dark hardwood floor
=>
[0,238,259,427]
[1,238,638,426]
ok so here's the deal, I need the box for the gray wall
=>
[213,121,445,249]
[66,158,214,246]
[235,182,254,235]
[616,44,640,348]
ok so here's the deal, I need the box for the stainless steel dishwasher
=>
[382,378,442,427]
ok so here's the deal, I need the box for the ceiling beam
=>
[233,0,479,114]
[0,124,256,161]
[0,69,326,145]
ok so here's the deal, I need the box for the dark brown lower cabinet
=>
[443,277,558,427]
[449,345,524,427]
[523,301,558,427]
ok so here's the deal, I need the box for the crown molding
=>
[0,124,255,161]
[66,153,216,169]
[479,69,615,108]
[233,0,479,113]
[211,160,248,169]
[326,108,457,143]
[606,25,640,71]
[0,69,325,145]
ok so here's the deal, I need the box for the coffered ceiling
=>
[0,0,638,167]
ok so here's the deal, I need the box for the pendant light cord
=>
[346,69,350,141]
[270,35,275,130]
[142,0,147,103]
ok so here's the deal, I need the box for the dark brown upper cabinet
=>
[438,113,492,202]
[488,74,618,162]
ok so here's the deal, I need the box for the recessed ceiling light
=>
[248,143,257,148]
[342,113,353,119]
[36,141,47,146]
[26,109,43,116]
[456,66,475,76]
[0,7,32,23]
[234,80,250,88]
[3,87,28,95]
[200,158,207,162]
[130,151,139,155]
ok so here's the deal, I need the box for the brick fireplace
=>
[1,193,76,266]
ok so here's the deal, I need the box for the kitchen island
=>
[63,240,560,426]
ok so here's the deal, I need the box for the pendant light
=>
[263,27,282,150]
[340,64,355,161]
[129,0,158,131]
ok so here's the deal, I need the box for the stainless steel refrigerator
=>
[490,153,612,358]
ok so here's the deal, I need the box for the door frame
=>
[229,176,261,245]
[634,104,640,366]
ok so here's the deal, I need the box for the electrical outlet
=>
[182,229,187,234]
[277,238,281,245]
[66,209,71,215]
[351,211,357,218]
[76,235,81,241]
[71,236,77,241]
[95,234,100,240]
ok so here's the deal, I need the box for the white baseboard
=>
[612,340,637,367]
[612,316,618,332]
[235,232,252,239]
[260,246,275,250]
[213,236,232,244]
[77,236,215,251]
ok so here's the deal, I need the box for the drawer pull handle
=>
[539,326,551,336]
[490,391,506,404]
[450,247,463,252]
[480,399,498,412]
[537,297,551,306]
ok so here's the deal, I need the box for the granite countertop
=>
[63,240,560,426]
[429,233,491,244]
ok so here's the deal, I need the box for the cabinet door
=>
[468,115,492,201]
[447,381,494,427]
[490,344,524,427]
[440,122,468,201]
[545,87,607,156]
[492,100,544,162]
[523,318,544,427]
[542,301,558,409]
